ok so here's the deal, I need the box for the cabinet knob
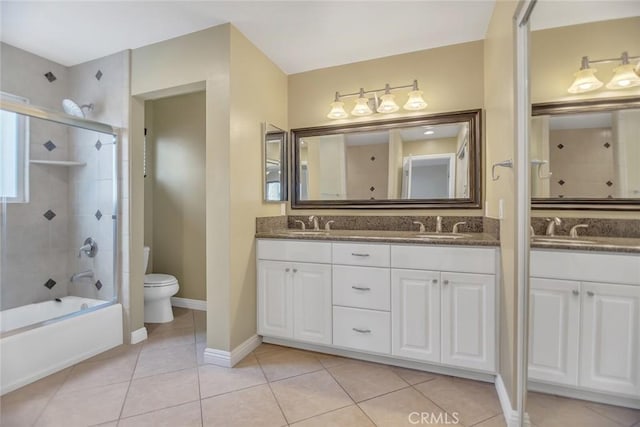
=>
[293,268,298,273]
[285,268,290,272]
[432,279,438,284]
[443,280,449,285]
[572,290,579,296]
[587,291,594,297]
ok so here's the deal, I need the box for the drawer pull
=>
[293,268,298,273]
[352,327,371,334]
[351,286,371,291]
[572,290,579,296]
[587,291,595,297]
[351,253,370,257]
[285,268,290,272]
[443,280,449,285]
[431,279,438,284]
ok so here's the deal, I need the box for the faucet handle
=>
[570,224,588,238]
[412,221,426,233]
[325,220,335,231]
[452,222,466,234]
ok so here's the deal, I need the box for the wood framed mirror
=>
[291,109,482,209]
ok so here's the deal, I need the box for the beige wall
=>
[146,92,207,300]
[484,0,520,408]
[287,40,485,216]
[403,138,457,157]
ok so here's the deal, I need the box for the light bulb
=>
[403,90,427,111]
[351,97,373,116]
[424,130,435,135]
[377,94,399,113]
[327,101,348,119]
[606,63,640,90]
[567,68,603,94]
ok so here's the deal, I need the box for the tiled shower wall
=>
[0,43,129,310]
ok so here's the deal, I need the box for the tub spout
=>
[70,270,94,282]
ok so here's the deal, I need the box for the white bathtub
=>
[0,297,123,395]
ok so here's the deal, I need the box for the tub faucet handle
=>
[78,237,98,258]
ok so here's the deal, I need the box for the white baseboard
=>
[495,374,531,427]
[203,335,262,368]
[528,381,640,409]
[171,297,206,311]
[130,327,148,344]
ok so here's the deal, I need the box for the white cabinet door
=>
[580,282,640,396]
[391,269,440,362]
[293,263,332,345]
[528,278,581,386]
[257,260,293,339]
[441,272,496,372]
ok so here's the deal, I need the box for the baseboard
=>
[528,381,640,410]
[171,297,206,311]
[130,327,148,344]
[203,335,262,368]
[495,374,531,427]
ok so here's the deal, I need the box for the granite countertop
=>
[256,229,640,254]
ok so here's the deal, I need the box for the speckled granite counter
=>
[256,229,500,247]
[531,236,640,254]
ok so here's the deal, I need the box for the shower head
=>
[62,99,94,118]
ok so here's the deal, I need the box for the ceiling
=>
[1,1,637,75]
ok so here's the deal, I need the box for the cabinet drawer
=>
[333,306,390,354]
[257,239,331,264]
[391,245,496,274]
[333,266,390,311]
[332,243,390,267]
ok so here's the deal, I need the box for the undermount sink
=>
[284,230,329,236]
[532,237,596,245]
[413,233,471,240]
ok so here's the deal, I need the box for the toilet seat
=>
[144,273,178,288]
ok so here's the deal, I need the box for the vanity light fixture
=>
[327,80,427,119]
[568,51,640,94]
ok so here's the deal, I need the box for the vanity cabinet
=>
[530,250,640,399]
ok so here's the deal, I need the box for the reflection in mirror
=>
[292,110,480,209]
[263,123,287,202]
[530,99,640,206]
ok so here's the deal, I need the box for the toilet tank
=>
[143,246,150,274]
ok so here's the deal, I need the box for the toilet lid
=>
[144,273,178,287]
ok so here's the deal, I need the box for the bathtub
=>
[0,297,123,395]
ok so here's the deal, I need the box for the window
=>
[0,92,29,202]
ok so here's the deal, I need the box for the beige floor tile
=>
[142,327,195,352]
[193,310,206,343]
[201,384,286,427]
[0,368,71,427]
[415,376,501,426]
[328,359,409,402]
[474,414,507,427]
[315,353,349,369]
[270,370,353,423]
[257,348,324,382]
[84,343,143,364]
[118,401,202,427]
[93,422,118,427]
[290,405,375,427]
[35,381,129,427]
[145,308,194,334]
[133,343,196,379]
[58,353,138,393]
[527,392,621,427]
[198,354,266,398]
[390,366,440,385]
[196,341,207,365]
[121,368,200,418]
[253,343,289,356]
[584,401,640,426]
[359,387,456,427]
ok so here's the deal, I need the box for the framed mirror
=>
[531,97,640,210]
[263,123,287,202]
[291,109,481,209]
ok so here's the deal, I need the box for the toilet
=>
[143,246,179,323]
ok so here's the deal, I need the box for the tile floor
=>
[1,308,638,427]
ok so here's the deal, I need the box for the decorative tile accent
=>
[95,70,103,80]
[95,139,102,151]
[369,186,375,192]
[557,143,564,149]
[95,210,103,220]
[44,278,56,289]
[43,209,56,220]
[604,142,611,148]
[370,156,376,161]
[95,280,103,290]
[43,140,57,151]
[558,179,565,186]
[44,71,57,82]
[558,195,564,198]
[606,180,613,187]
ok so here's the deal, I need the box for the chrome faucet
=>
[545,217,562,236]
[324,220,335,231]
[435,216,443,233]
[70,270,94,282]
[452,222,466,234]
[530,225,535,237]
[78,237,98,258]
[309,215,320,231]
[570,224,589,238]
[413,221,426,233]
[294,220,306,230]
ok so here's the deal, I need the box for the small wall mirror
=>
[263,123,287,202]
[531,97,640,209]
[291,110,481,209]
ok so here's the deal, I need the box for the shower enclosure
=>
[0,98,122,394]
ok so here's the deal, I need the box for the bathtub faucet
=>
[78,237,98,258]
[70,270,94,282]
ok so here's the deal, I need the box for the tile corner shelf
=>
[30,160,87,167]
